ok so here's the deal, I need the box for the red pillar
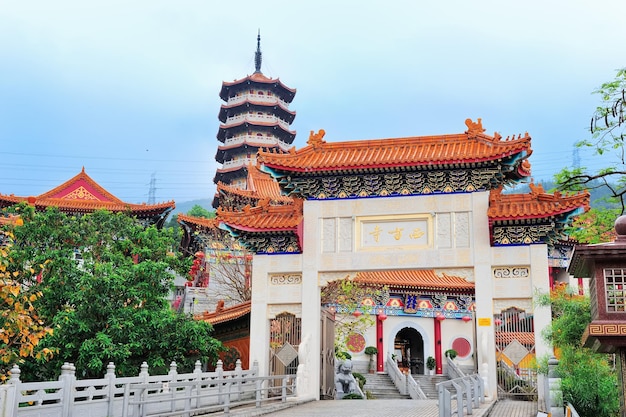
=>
[376,315,384,372]
[548,266,554,290]
[434,316,443,374]
[578,277,584,295]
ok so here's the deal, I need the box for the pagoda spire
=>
[254,30,262,73]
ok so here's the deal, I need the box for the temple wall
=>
[248,191,552,400]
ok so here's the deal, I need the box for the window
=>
[605,268,626,312]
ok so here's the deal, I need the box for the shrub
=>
[352,372,366,390]
[342,393,363,399]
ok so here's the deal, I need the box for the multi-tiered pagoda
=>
[213,33,296,206]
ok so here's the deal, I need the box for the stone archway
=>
[393,326,425,375]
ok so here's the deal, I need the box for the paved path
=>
[205,398,541,417]
[218,398,499,417]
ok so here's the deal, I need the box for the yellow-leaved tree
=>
[0,228,53,381]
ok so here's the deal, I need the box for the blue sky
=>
[1,1,625,204]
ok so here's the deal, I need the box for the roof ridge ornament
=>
[254,29,262,74]
[464,118,485,137]
[307,129,326,147]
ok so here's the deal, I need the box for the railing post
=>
[59,363,76,417]
[282,377,288,402]
[462,377,473,415]
[256,379,262,408]
[216,359,224,404]
[251,359,259,376]
[106,362,116,417]
[5,365,21,417]
[235,359,243,401]
[548,356,564,417]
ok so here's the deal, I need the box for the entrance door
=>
[494,307,537,400]
[320,308,336,399]
[268,312,301,394]
[394,327,424,375]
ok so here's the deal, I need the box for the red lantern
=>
[435,313,446,321]
[353,310,362,318]
[462,315,472,322]
[378,313,387,321]
[495,318,502,326]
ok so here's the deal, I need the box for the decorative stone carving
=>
[493,267,530,279]
[270,274,302,285]
[335,359,358,399]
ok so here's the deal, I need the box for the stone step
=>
[361,373,411,400]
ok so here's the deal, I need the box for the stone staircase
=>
[362,373,411,399]
[413,374,449,399]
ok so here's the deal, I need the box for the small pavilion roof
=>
[195,300,251,325]
[487,182,590,221]
[0,168,175,218]
[217,165,292,204]
[177,214,220,230]
[258,119,532,174]
[217,198,303,232]
[353,270,475,292]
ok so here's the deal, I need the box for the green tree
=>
[536,284,619,417]
[321,278,387,359]
[556,68,626,213]
[1,204,222,380]
[564,207,619,244]
[187,205,215,219]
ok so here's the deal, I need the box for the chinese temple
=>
[213,32,296,200]
[0,168,175,228]
[213,120,589,401]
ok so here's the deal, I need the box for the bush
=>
[364,346,378,356]
[426,356,436,370]
[445,349,458,360]
[342,393,363,399]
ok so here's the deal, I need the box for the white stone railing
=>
[220,158,258,170]
[223,114,291,130]
[223,135,291,150]
[0,359,296,417]
[227,93,290,108]
[437,374,485,417]
[386,353,427,399]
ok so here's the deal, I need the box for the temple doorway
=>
[394,327,425,375]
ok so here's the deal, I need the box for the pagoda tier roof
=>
[218,99,296,123]
[217,119,296,142]
[195,300,251,325]
[258,119,531,174]
[219,72,296,103]
[217,197,303,232]
[353,270,474,293]
[216,142,289,164]
[0,168,175,219]
[487,182,590,222]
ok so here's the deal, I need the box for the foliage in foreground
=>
[0,229,53,381]
[536,284,619,417]
[1,204,222,380]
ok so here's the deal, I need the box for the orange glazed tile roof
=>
[196,300,251,325]
[487,182,590,221]
[353,270,475,292]
[217,198,302,232]
[0,168,175,215]
[217,166,292,204]
[177,213,220,229]
[258,119,532,173]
